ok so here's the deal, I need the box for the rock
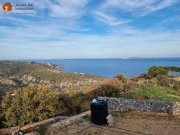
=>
[21,80,28,85]
[27,75,34,81]
[171,102,180,116]
[31,78,36,83]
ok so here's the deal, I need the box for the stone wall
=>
[98,97,180,115]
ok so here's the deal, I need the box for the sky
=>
[0,0,180,60]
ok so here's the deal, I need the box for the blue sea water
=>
[35,58,180,78]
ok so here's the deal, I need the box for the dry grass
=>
[49,111,180,135]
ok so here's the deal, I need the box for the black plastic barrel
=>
[90,99,108,125]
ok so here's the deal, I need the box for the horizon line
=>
[0,57,180,61]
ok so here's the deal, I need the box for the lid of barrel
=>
[91,98,106,105]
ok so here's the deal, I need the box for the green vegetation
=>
[115,74,128,83]
[86,78,124,98]
[148,66,180,77]
[69,92,89,114]
[0,61,105,128]
[0,84,16,101]
[148,66,168,77]
[122,86,180,102]
[0,78,124,128]
[164,66,180,72]
[0,61,103,81]
[1,86,60,127]
[0,62,179,128]
[38,127,47,135]
[168,74,180,77]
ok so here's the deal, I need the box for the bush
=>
[148,66,168,77]
[88,84,120,98]
[156,75,171,87]
[69,92,89,114]
[87,79,123,99]
[58,94,73,115]
[164,66,180,72]
[0,106,4,128]
[1,86,60,127]
[115,74,128,83]
[173,82,180,90]
[0,84,15,101]
[123,82,139,93]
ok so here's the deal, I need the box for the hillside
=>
[0,62,179,129]
[0,61,105,98]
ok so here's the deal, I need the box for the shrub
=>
[57,93,89,115]
[123,82,139,93]
[145,78,158,86]
[1,86,60,127]
[58,94,73,115]
[0,84,15,101]
[164,66,180,72]
[115,74,128,83]
[172,82,180,90]
[148,66,168,77]
[69,92,89,114]
[88,84,120,98]
[0,106,4,128]
[156,75,171,87]
[87,78,123,99]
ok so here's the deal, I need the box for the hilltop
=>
[0,61,179,129]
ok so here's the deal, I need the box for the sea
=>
[35,58,180,78]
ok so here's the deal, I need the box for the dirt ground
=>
[50,111,180,135]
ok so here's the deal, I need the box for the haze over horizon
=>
[0,0,180,60]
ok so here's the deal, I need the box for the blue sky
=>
[0,0,180,59]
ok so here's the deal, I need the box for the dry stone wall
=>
[98,97,180,115]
